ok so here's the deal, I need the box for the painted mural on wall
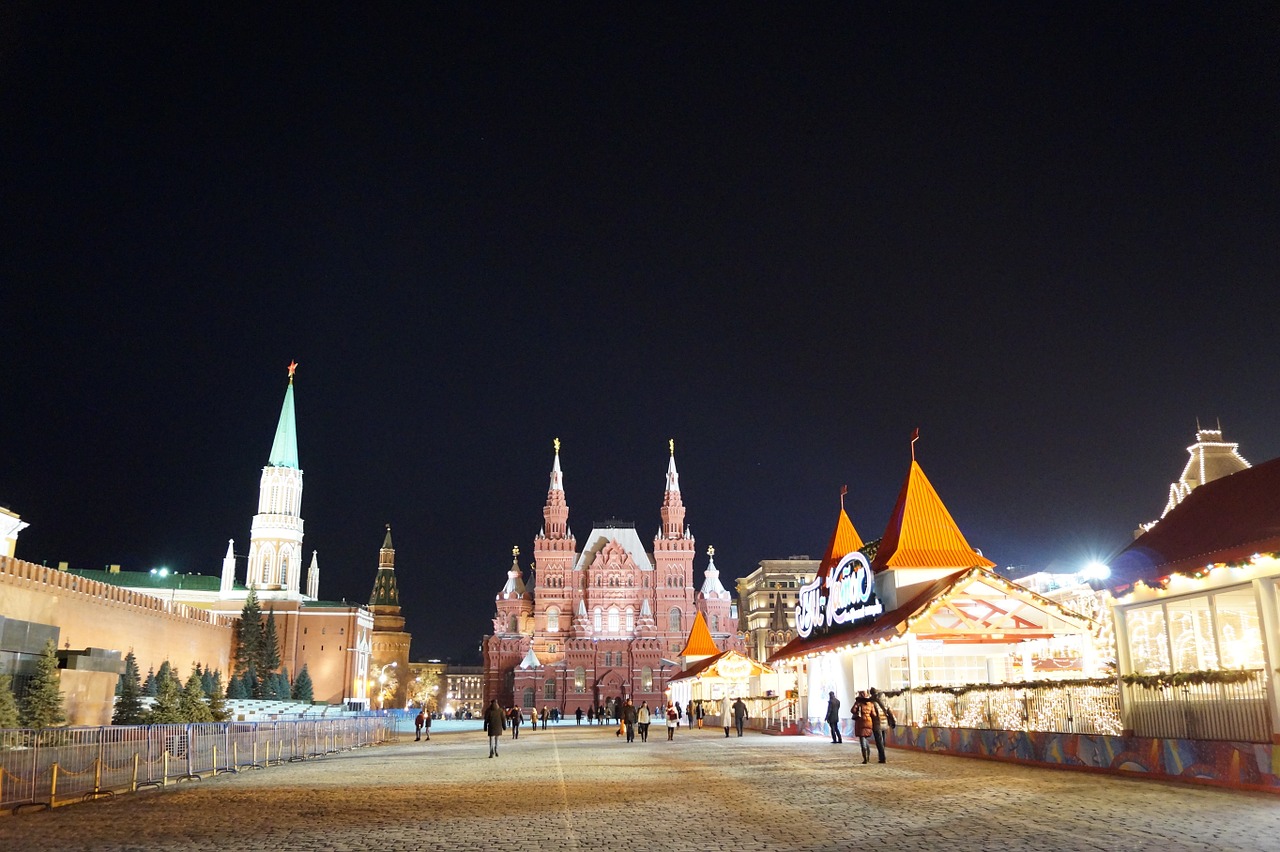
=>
[878,725,1280,793]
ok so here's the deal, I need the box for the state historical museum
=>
[482,441,740,712]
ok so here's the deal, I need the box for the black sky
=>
[2,4,1277,663]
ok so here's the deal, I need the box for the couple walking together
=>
[825,688,893,764]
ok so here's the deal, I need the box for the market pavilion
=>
[769,450,1099,730]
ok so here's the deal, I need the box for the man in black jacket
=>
[825,691,842,743]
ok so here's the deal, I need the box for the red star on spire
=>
[287,360,299,380]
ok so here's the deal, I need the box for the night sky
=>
[3,5,1277,664]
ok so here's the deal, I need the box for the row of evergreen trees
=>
[0,640,67,729]
[112,652,232,724]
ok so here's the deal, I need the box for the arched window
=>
[593,607,602,633]
[641,666,653,691]
[544,679,556,699]
[522,687,535,708]
[625,607,635,633]
[546,606,561,632]
[709,614,718,632]
[574,667,586,692]
[607,607,620,633]
[669,608,683,632]
[508,615,519,633]
[280,553,289,587]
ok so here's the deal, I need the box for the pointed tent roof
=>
[813,505,865,587]
[699,547,728,597]
[501,550,527,598]
[678,610,720,657]
[871,461,995,572]
[549,439,564,492]
[518,647,542,669]
[382,525,394,550]
[665,441,680,493]
[268,367,300,469]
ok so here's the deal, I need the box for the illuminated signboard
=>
[795,551,883,639]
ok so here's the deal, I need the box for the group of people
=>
[824,687,894,764]
[482,695,752,757]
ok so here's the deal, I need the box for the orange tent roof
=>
[872,461,995,572]
[678,610,720,657]
[813,506,865,586]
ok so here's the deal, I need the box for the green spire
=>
[268,364,299,468]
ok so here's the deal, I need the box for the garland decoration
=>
[1120,669,1260,690]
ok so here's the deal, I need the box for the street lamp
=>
[373,661,397,710]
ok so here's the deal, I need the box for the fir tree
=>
[279,667,292,700]
[19,639,66,729]
[292,665,314,703]
[246,660,262,699]
[206,671,230,722]
[180,672,214,722]
[143,667,158,697]
[234,588,263,677]
[112,650,146,725]
[226,673,248,700]
[260,607,282,676]
[201,666,215,698]
[147,671,184,723]
[0,675,20,728]
[156,660,173,689]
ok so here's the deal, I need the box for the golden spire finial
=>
[707,545,715,557]
[287,360,299,382]
[554,437,560,454]
[512,545,520,558]
[669,438,675,456]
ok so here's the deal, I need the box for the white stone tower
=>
[246,361,305,598]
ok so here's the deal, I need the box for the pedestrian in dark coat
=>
[732,697,749,737]
[414,709,425,741]
[509,706,523,739]
[483,700,506,757]
[825,691,842,743]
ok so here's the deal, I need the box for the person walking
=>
[686,701,695,729]
[422,709,431,741]
[576,706,584,725]
[675,701,682,728]
[825,691,842,744]
[542,707,550,729]
[483,699,506,758]
[867,688,891,763]
[509,705,523,739]
[853,690,881,764]
[529,706,538,732]
[732,696,748,737]
[696,701,705,729]
[414,708,426,741]
[721,694,732,737]
[665,703,679,741]
[637,702,651,742]
[622,698,638,742]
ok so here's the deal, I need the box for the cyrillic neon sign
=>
[795,551,883,639]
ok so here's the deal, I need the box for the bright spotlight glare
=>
[1081,560,1110,580]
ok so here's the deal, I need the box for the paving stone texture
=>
[3,725,1277,851]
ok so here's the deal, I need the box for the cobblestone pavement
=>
[4,725,1277,851]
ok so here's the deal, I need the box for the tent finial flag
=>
[911,427,920,461]
[840,484,848,510]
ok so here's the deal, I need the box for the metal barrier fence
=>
[1122,669,1271,742]
[0,716,394,813]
